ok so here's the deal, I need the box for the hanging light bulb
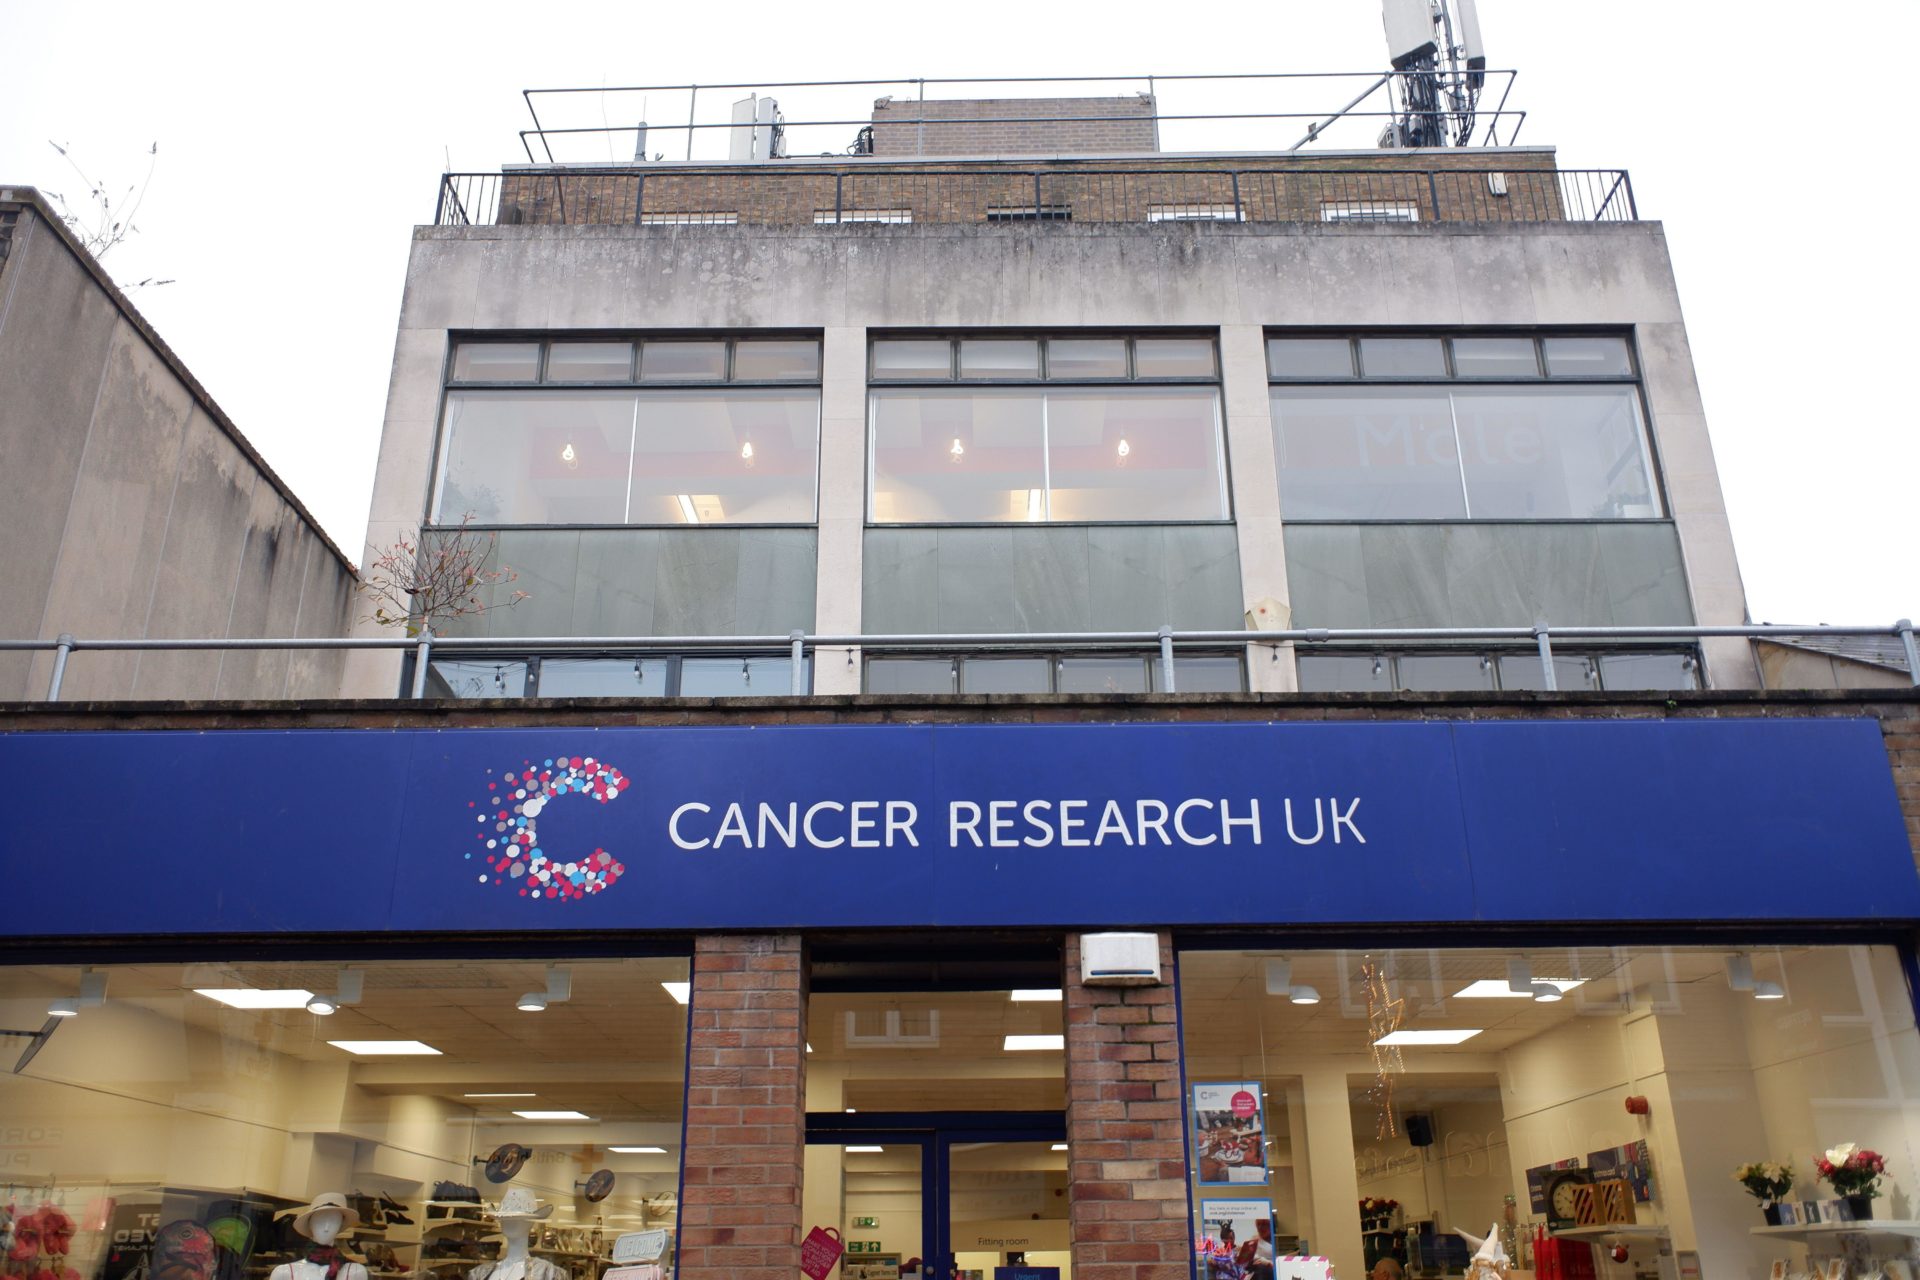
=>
[560,441,578,469]
[1116,437,1132,465]
[740,440,755,467]
[949,438,965,463]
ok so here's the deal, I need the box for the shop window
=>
[862,652,1245,694]
[1178,945,1920,1280]
[1295,649,1699,693]
[868,335,1227,524]
[0,956,689,1280]
[434,338,822,526]
[1268,333,1656,521]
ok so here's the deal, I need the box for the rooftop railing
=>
[6,620,1914,701]
[433,165,1637,229]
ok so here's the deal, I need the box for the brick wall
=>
[869,96,1158,158]
[679,934,808,1280]
[1064,932,1192,1280]
[488,150,1566,229]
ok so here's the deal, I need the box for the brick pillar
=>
[1064,932,1191,1280]
[679,934,808,1280]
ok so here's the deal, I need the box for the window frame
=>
[429,334,826,530]
[422,650,814,699]
[1265,329,1669,524]
[1291,645,1703,694]
[861,650,1247,695]
[865,333,1232,527]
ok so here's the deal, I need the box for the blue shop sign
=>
[1,718,1914,935]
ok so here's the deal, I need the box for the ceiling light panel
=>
[515,1110,592,1120]
[661,982,691,1004]
[327,1040,443,1055]
[1373,1029,1483,1046]
[195,988,317,1009]
[1453,978,1585,999]
[1004,1034,1065,1051]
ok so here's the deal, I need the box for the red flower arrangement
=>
[1815,1145,1887,1199]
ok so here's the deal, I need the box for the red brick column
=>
[1064,932,1192,1280]
[679,934,808,1280]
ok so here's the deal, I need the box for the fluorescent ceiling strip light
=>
[662,981,691,1004]
[1010,989,1063,1002]
[844,1146,884,1153]
[676,494,699,524]
[195,988,316,1009]
[609,1146,668,1154]
[1050,1143,1068,1152]
[464,1092,537,1098]
[1453,978,1585,999]
[1373,1029,1482,1046]
[515,1110,592,1120]
[1004,1034,1065,1051]
[328,1040,442,1055]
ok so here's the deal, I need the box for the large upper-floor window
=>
[868,335,1228,523]
[432,336,821,525]
[1267,333,1662,521]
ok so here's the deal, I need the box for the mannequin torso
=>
[273,1207,367,1280]
[467,1217,560,1280]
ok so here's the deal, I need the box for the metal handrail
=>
[8,621,1916,701]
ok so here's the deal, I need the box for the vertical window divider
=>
[623,395,640,523]
[1446,389,1473,519]
[1039,389,1053,521]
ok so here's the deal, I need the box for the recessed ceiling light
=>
[1010,989,1063,1002]
[1374,1029,1482,1046]
[1050,1143,1068,1152]
[609,1146,667,1154]
[844,1146,884,1153]
[196,988,316,1009]
[1004,1034,1065,1051]
[661,982,691,1004]
[515,1110,591,1121]
[1454,979,1585,1000]
[328,1040,442,1055]
[464,1093,537,1099]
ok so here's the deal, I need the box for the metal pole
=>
[409,630,434,700]
[1158,626,1177,694]
[47,633,74,701]
[1898,619,1920,688]
[790,631,807,695]
[1230,171,1243,222]
[1533,621,1557,691]
[834,173,844,224]
[686,86,698,161]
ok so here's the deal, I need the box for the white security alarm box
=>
[1081,932,1162,986]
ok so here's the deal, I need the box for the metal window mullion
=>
[624,395,640,523]
[1446,389,1472,518]
[1039,390,1052,521]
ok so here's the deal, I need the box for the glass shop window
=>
[424,654,809,699]
[868,336,1227,524]
[1178,945,1920,1280]
[435,338,822,526]
[1294,649,1700,693]
[0,957,690,1280]
[862,653,1245,694]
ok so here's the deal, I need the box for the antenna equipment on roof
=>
[1380,0,1486,147]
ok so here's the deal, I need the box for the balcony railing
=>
[433,165,1637,229]
[6,620,1914,701]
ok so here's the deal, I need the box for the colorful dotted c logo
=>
[468,757,628,902]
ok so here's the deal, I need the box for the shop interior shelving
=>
[1549,1225,1670,1241]
[1749,1222,1920,1242]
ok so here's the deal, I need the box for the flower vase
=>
[1842,1195,1872,1222]
[1762,1203,1784,1227]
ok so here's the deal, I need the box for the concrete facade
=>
[350,178,1756,695]
[0,188,356,701]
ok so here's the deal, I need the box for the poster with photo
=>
[1198,1201,1274,1280]
[1587,1140,1655,1203]
[1193,1082,1268,1185]
[1525,1159,1583,1214]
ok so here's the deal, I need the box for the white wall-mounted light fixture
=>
[1728,954,1786,1000]
[1506,958,1564,1003]
[518,966,572,1014]
[1264,959,1320,1006]
[307,968,365,1016]
[48,969,107,1019]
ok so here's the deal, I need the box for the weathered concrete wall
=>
[1757,641,1912,691]
[0,191,355,701]
[354,207,1753,691]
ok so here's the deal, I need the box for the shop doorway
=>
[805,1112,1070,1280]
[804,954,1072,1280]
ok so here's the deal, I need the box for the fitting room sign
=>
[2,719,1916,935]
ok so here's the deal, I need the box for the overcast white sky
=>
[2,1,1913,624]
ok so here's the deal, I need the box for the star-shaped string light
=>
[1362,960,1406,1139]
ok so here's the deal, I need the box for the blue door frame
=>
[805,1111,1069,1275]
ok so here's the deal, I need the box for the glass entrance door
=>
[805,1114,1069,1280]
